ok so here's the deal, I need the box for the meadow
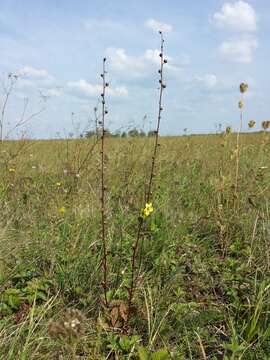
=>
[1,131,270,359]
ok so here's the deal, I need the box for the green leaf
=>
[138,346,150,360]
[151,349,170,360]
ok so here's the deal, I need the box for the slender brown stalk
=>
[100,57,109,307]
[234,83,248,213]
[127,31,166,322]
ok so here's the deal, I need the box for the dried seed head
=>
[238,100,244,109]
[105,82,109,87]
[262,120,270,130]
[240,82,248,93]
[248,120,255,128]
[164,59,168,64]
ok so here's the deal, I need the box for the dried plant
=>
[248,120,256,129]
[234,82,248,212]
[127,31,167,323]
[100,57,110,308]
[262,120,270,130]
[0,72,46,142]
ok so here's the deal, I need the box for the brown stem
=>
[127,31,166,323]
[101,57,109,308]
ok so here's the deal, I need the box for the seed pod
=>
[238,100,244,109]
[240,82,248,93]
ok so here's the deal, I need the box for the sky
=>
[0,0,269,138]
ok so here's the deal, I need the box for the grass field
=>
[1,132,270,359]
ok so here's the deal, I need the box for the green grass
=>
[1,132,270,359]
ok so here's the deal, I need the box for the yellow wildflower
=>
[8,168,15,173]
[141,202,154,218]
[56,182,62,187]
[58,206,66,214]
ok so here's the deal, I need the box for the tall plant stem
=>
[100,57,109,308]
[234,98,243,213]
[127,31,166,322]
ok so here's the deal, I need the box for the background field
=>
[1,132,270,359]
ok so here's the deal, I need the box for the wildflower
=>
[58,206,66,214]
[48,309,85,342]
[240,82,248,93]
[248,120,255,128]
[238,100,244,109]
[56,182,62,187]
[141,202,154,218]
[8,168,15,173]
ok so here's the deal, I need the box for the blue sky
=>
[0,0,269,138]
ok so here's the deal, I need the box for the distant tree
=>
[85,130,96,138]
[128,128,139,137]
[113,130,121,137]
[121,131,127,138]
[139,130,146,137]
[148,130,156,137]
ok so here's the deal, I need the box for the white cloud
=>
[196,74,218,89]
[218,37,258,63]
[105,47,184,79]
[16,66,55,91]
[19,66,54,81]
[145,18,172,33]
[105,48,146,78]
[212,1,257,32]
[46,87,63,97]
[83,19,122,31]
[67,79,128,98]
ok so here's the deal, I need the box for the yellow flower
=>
[141,202,154,218]
[8,168,15,173]
[58,206,66,214]
[56,182,62,187]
